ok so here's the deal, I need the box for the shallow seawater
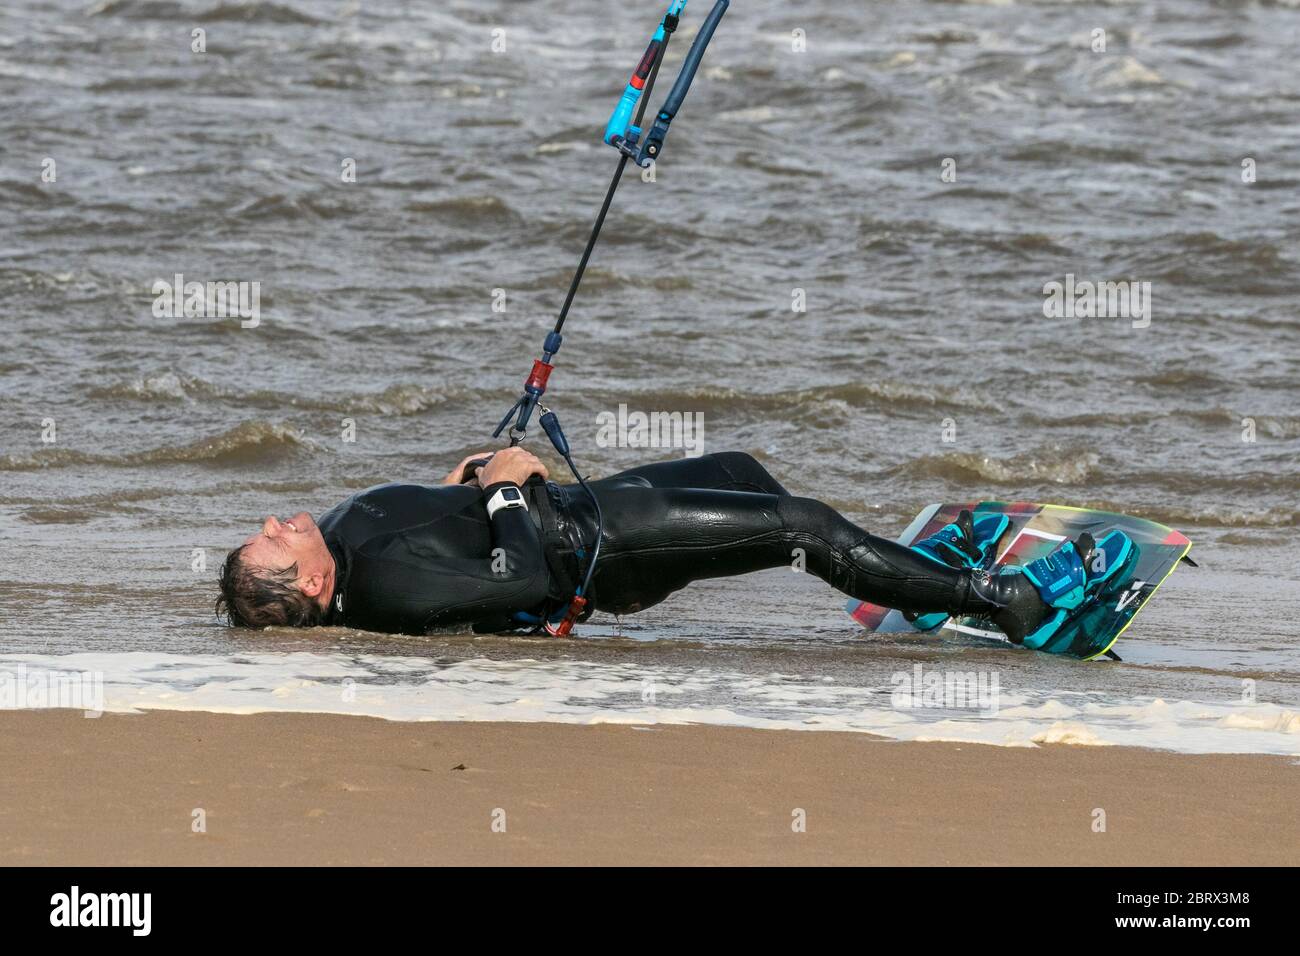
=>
[0,0,1297,753]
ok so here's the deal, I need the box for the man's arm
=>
[420,481,552,629]
[342,479,552,634]
[392,448,555,631]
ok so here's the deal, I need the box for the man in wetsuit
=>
[217,449,1103,649]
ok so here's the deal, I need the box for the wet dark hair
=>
[215,542,325,628]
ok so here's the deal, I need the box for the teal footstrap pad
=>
[1020,531,1137,654]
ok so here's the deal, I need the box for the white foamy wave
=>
[0,651,1296,757]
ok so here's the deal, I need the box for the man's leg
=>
[592,452,790,496]
[590,485,992,618]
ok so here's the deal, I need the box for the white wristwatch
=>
[485,484,528,520]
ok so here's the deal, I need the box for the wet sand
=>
[0,710,1294,866]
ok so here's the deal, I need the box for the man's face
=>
[240,511,330,586]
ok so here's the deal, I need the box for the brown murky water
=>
[1,0,1297,732]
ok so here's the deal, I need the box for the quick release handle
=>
[638,0,728,164]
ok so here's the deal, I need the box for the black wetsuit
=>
[317,452,996,635]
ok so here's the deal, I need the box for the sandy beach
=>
[1,710,1293,866]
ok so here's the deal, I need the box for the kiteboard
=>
[846,501,1193,660]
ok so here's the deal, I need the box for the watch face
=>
[502,488,521,502]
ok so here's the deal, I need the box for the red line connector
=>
[548,595,588,637]
[525,359,553,394]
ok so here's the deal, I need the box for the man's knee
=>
[709,451,760,472]
[710,451,787,495]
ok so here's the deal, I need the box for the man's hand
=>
[444,451,496,487]
[479,446,549,487]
